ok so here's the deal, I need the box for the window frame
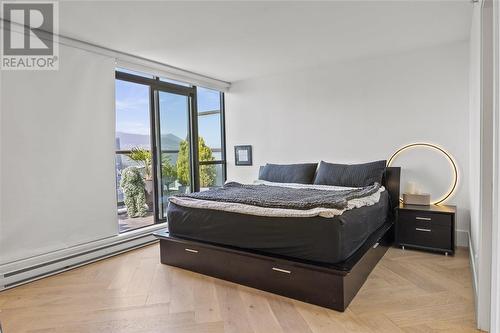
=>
[197,87,227,185]
[115,69,227,224]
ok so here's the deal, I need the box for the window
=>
[197,87,226,190]
[115,69,226,231]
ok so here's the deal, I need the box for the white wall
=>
[0,44,118,264]
[226,41,470,246]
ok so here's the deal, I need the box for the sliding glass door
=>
[115,78,155,232]
[115,68,226,229]
[156,90,193,219]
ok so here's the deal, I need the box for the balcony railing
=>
[115,148,225,206]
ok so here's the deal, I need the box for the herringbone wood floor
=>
[0,244,479,333]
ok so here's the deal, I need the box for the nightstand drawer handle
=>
[272,267,291,274]
[415,217,432,221]
[415,228,431,232]
[185,248,199,253]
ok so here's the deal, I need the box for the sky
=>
[115,77,222,149]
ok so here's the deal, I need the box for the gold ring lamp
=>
[387,143,458,205]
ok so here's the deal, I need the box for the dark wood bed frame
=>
[154,167,400,311]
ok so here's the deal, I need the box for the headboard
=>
[383,166,401,210]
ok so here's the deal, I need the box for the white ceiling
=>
[58,1,472,82]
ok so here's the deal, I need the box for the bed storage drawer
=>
[159,240,223,275]
[159,237,345,309]
[160,238,279,288]
[264,261,344,308]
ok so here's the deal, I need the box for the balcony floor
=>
[118,211,154,233]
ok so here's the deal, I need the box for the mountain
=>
[116,132,184,151]
[160,133,184,151]
[116,132,149,150]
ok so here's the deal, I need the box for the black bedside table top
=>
[398,203,456,214]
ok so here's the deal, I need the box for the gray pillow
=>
[259,163,318,184]
[313,160,386,187]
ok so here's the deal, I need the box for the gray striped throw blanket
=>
[175,182,381,210]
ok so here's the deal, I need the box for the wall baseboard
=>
[0,223,167,290]
[468,231,479,329]
[457,229,469,247]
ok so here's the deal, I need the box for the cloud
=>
[116,121,150,135]
[116,97,149,113]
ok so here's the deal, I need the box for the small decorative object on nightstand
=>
[396,204,456,256]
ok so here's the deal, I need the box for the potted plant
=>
[127,147,153,210]
[119,167,148,218]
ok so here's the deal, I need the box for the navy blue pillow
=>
[313,160,386,187]
[259,163,318,184]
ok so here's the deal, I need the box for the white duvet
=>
[168,180,385,218]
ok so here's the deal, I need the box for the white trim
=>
[57,35,231,92]
[491,0,500,331]
[470,231,479,326]
[457,229,469,247]
[0,41,3,266]
[479,1,494,331]
[1,19,230,91]
[114,59,229,91]
[0,223,167,290]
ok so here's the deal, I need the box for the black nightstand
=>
[396,204,456,255]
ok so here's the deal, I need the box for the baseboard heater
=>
[1,234,158,290]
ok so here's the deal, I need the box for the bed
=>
[167,190,389,264]
[154,164,400,311]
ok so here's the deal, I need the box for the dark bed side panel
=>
[167,203,343,263]
[338,191,389,259]
[167,191,389,264]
